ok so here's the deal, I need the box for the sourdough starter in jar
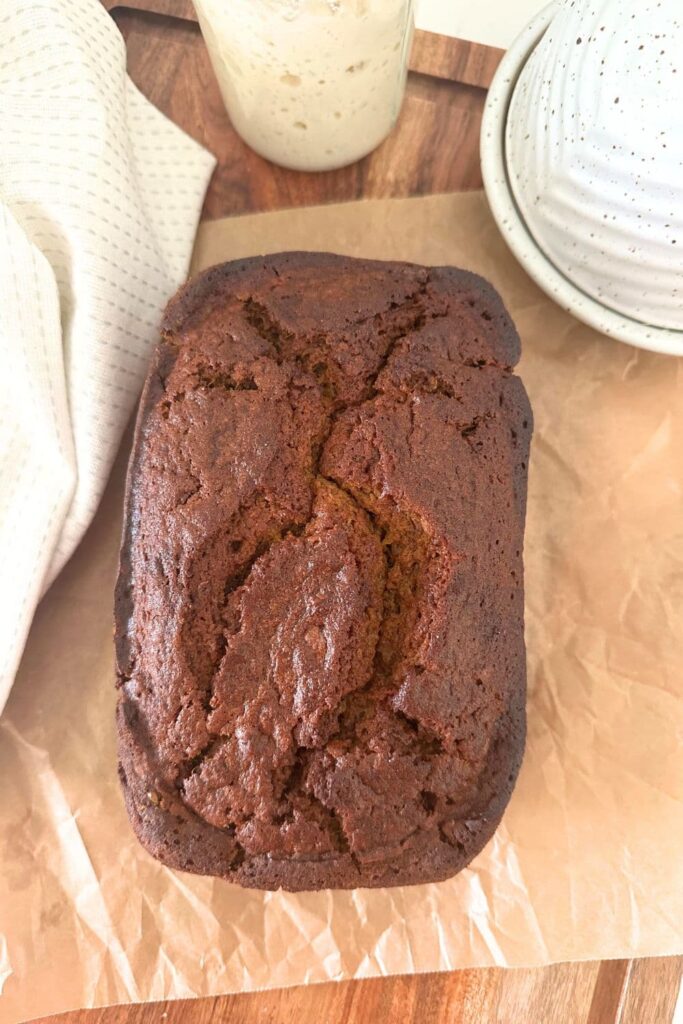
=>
[194,0,414,171]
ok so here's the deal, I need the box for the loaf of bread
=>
[115,252,532,891]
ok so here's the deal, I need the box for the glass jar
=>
[194,0,415,171]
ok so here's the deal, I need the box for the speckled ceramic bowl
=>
[481,1,683,356]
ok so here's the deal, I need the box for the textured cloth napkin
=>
[0,0,216,715]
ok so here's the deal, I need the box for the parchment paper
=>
[1,192,682,1024]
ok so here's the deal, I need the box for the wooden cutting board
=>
[107,0,503,219]
[42,5,683,1022]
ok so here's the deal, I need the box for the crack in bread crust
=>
[114,252,532,890]
[173,283,440,852]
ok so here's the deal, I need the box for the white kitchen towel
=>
[0,0,216,715]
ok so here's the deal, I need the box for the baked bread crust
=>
[115,252,532,891]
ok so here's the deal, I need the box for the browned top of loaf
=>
[115,252,532,890]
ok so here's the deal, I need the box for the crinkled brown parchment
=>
[1,192,681,1024]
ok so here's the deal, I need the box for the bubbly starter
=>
[194,0,414,171]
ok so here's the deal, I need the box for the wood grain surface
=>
[36,957,683,1024]
[42,5,682,1022]
[112,4,501,219]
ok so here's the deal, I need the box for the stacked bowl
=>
[481,0,683,355]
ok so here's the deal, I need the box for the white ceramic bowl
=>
[481,1,683,356]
